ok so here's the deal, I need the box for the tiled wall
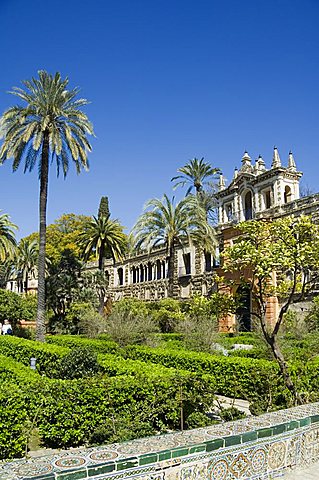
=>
[2,403,319,480]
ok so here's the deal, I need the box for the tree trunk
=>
[36,131,49,342]
[167,244,175,298]
[98,244,105,315]
[268,335,302,405]
[25,270,29,294]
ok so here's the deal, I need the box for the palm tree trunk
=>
[167,244,175,298]
[36,131,49,342]
[25,269,29,294]
[98,244,105,315]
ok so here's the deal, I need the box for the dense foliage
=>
[0,289,37,325]
[0,336,217,457]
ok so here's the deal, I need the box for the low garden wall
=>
[2,402,319,480]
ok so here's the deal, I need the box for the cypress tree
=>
[98,196,110,220]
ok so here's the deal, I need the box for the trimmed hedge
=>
[0,335,68,377]
[0,335,195,381]
[0,350,216,454]
[0,382,31,459]
[37,373,215,448]
[0,353,41,385]
[0,355,46,459]
[46,335,119,354]
[47,335,284,400]
[124,345,281,400]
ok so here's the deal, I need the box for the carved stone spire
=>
[240,151,253,172]
[271,146,281,168]
[218,173,225,190]
[288,150,296,171]
[241,151,251,166]
[255,155,266,173]
[233,166,238,180]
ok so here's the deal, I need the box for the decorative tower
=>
[215,147,302,226]
[271,147,282,168]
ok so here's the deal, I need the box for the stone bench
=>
[2,402,319,479]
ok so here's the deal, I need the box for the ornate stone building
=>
[106,147,319,331]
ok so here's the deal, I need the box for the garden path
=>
[284,463,319,478]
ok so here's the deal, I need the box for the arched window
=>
[156,259,162,279]
[117,268,124,286]
[263,189,272,209]
[140,264,144,282]
[284,186,292,203]
[147,262,152,281]
[244,191,253,220]
[236,284,251,331]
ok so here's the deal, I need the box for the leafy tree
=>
[132,195,216,297]
[15,239,38,293]
[148,298,185,333]
[0,212,17,262]
[223,215,319,404]
[98,196,110,220]
[171,157,220,195]
[79,216,127,313]
[0,71,94,341]
[23,214,92,264]
[0,289,37,326]
[46,249,82,328]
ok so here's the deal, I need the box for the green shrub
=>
[112,298,150,318]
[47,334,286,405]
[227,347,272,360]
[148,299,186,333]
[176,316,219,353]
[37,373,216,448]
[0,335,68,377]
[0,348,217,452]
[59,347,101,379]
[103,310,159,346]
[185,411,214,429]
[219,407,246,422]
[47,334,119,354]
[0,354,41,385]
[0,382,31,459]
[306,297,319,332]
[0,290,37,326]
[123,344,284,403]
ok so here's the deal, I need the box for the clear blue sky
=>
[1,0,318,238]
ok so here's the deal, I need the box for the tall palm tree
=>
[0,71,94,341]
[15,239,38,293]
[171,157,221,195]
[0,259,14,290]
[132,195,216,297]
[79,216,128,313]
[0,212,17,262]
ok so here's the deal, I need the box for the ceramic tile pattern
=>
[2,402,319,479]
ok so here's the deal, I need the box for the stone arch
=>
[243,190,253,220]
[284,185,292,203]
[236,284,252,331]
[117,267,124,286]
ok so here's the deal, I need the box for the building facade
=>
[8,147,319,331]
